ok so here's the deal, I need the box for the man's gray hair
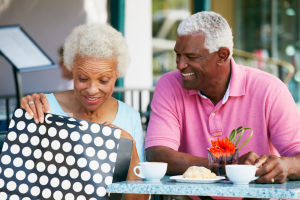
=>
[64,23,130,77]
[177,11,233,57]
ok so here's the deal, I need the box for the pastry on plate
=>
[183,166,217,179]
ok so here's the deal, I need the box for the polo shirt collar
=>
[188,57,246,98]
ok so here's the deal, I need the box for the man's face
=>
[174,32,219,92]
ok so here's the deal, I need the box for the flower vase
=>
[208,151,238,176]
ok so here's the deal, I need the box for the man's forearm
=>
[146,146,209,175]
[287,154,300,180]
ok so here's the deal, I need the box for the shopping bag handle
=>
[47,116,83,126]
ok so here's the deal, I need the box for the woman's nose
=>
[86,82,99,95]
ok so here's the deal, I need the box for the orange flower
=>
[208,137,236,157]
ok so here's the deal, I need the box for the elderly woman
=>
[20,23,144,163]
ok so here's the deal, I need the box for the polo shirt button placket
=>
[211,113,215,117]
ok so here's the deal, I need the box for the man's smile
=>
[181,72,194,77]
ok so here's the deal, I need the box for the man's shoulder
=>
[156,70,182,88]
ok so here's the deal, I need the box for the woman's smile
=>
[84,95,101,105]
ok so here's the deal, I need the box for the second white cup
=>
[225,165,259,184]
[133,162,168,181]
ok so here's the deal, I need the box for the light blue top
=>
[45,93,145,162]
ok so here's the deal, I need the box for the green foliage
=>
[229,126,253,152]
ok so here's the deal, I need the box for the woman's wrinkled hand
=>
[20,93,51,124]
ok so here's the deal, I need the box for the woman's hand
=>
[20,93,51,124]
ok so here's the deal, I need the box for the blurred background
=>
[0,0,299,131]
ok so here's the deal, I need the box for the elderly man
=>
[145,11,300,187]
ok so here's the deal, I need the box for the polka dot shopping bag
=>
[0,108,133,200]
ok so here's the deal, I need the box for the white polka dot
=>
[37,162,46,172]
[97,150,107,160]
[17,121,25,130]
[39,125,46,135]
[42,188,51,199]
[19,134,28,143]
[34,149,42,159]
[30,136,40,146]
[105,176,113,185]
[79,121,89,130]
[61,180,71,190]
[101,163,111,173]
[62,142,72,152]
[4,168,14,178]
[27,123,37,133]
[16,170,26,181]
[45,114,53,124]
[59,166,68,177]
[74,144,84,154]
[77,158,87,168]
[9,119,15,129]
[114,129,121,139]
[81,171,91,181]
[106,139,115,149]
[39,175,49,185]
[25,112,33,120]
[66,155,75,165]
[109,152,117,162]
[77,195,86,200]
[51,140,61,150]
[102,126,112,136]
[10,144,20,154]
[73,182,82,192]
[86,147,95,157]
[0,192,7,199]
[65,193,75,200]
[31,186,40,196]
[50,178,60,188]
[1,155,11,164]
[23,198,31,200]
[44,151,53,161]
[0,179,4,188]
[55,153,64,163]
[91,124,100,133]
[14,109,23,118]
[84,184,94,195]
[7,181,17,191]
[2,142,8,152]
[19,183,28,194]
[67,118,77,128]
[59,129,68,139]
[89,198,97,200]
[48,127,57,137]
[22,147,31,157]
[41,138,49,148]
[13,157,23,167]
[94,137,104,147]
[82,134,92,144]
[7,131,17,141]
[70,169,79,179]
[89,160,99,170]
[0,166,2,173]
[28,173,37,183]
[47,164,57,174]
[97,187,106,197]
[9,195,19,200]
[70,131,80,141]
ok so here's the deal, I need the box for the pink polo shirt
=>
[145,58,300,159]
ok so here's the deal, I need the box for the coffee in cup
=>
[133,162,167,181]
[225,165,258,184]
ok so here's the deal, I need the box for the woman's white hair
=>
[63,23,130,77]
[177,11,233,57]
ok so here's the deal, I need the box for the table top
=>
[107,176,300,199]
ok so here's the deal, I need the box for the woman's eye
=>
[100,80,108,84]
[79,78,87,82]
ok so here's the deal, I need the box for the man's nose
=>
[177,58,188,71]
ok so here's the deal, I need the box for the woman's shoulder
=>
[117,100,140,119]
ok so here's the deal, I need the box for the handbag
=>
[0,108,134,200]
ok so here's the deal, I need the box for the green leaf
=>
[236,128,253,152]
[235,127,245,147]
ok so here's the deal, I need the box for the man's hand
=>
[254,155,291,184]
[20,93,50,124]
[238,151,259,165]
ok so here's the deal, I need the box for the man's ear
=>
[217,47,230,65]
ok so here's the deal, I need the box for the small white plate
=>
[170,175,225,183]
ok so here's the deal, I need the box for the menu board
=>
[0,25,56,72]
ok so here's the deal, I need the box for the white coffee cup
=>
[133,162,168,181]
[225,165,259,184]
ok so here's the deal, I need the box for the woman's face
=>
[72,55,117,111]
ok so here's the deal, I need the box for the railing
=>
[0,88,155,132]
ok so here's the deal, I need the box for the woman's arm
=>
[20,93,51,124]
